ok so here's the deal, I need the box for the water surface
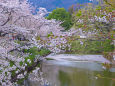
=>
[29,60,115,86]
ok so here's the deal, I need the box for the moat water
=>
[28,59,115,86]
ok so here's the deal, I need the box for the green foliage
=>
[14,40,21,44]
[10,61,14,67]
[103,0,115,7]
[27,47,38,54]
[39,48,51,56]
[60,19,73,30]
[11,70,17,77]
[24,49,36,65]
[76,10,82,17]
[47,8,73,30]
[96,6,102,11]
[103,52,113,61]
[17,78,25,85]
[23,47,51,66]
[36,36,41,40]
[70,39,114,54]
[24,47,50,56]
[103,39,114,52]
[19,61,23,66]
[47,32,53,37]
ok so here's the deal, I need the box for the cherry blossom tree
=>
[0,0,76,85]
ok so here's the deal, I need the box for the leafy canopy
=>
[47,8,73,30]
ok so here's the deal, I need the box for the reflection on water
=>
[58,69,114,86]
[29,60,115,86]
